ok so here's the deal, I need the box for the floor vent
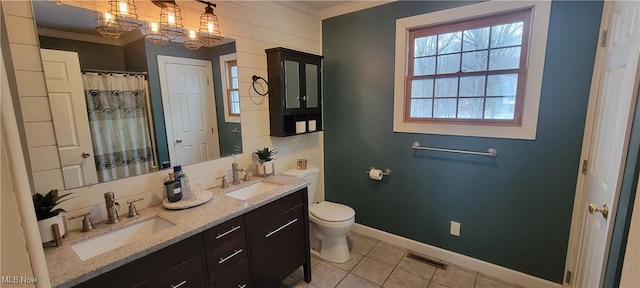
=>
[407,252,448,270]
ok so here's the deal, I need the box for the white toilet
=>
[282,166,355,263]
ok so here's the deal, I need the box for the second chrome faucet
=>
[104,192,120,224]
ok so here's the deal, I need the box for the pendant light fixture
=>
[183,30,203,49]
[197,1,222,47]
[158,1,185,41]
[96,0,140,38]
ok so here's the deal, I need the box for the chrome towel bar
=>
[411,141,497,158]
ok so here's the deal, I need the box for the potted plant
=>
[254,147,277,175]
[32,189,74,243]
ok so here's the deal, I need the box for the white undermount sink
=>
[225,181,283,200]
[71,216,175,260]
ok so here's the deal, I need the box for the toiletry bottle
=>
[181,172,191,200]
[164,172,182,202]
[173,165,182,182]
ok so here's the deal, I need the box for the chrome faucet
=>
[104,192,120,224]
[231,162,241,185]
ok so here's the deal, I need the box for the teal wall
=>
[322,0,602,283]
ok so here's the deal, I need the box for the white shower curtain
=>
[83,73,154,182]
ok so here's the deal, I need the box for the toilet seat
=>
[310,201,355,222]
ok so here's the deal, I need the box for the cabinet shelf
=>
[266,47,323,137]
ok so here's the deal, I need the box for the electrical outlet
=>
[450,221,461,236]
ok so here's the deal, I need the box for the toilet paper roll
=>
[308,120,317,132]
[369,169,383,181]
[296,121,306,134]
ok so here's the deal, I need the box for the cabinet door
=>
[135,255,207,288]
[248,206,306,287]
[304,63,319,108]
[283,60,301,109]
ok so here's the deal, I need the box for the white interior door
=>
[158,56,220,166]
[40,49,98,189]
[575,1,640,287]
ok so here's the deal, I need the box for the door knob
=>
[175,138,182,144]
[82,152,91,158]
[588,203,608,219]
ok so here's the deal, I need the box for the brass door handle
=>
[588,203,608,219]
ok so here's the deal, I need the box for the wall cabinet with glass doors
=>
[266,47,323,136]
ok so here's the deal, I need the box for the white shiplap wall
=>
[2,0,324,231]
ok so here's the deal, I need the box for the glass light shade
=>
[198,5,222,47]
[159,2,184,41]
[144,22,170,45]
[96,11,123,38]
[107,0,140,32]
[183,30,203,50]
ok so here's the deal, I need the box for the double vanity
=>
[44,175,312,288]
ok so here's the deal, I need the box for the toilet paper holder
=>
[366,167,392,176]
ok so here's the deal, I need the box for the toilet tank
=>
[282,166,319,205]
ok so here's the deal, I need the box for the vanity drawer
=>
[135,255,206,288]
[245,188,306,228]
[204,216,247,275]
[209,259,251,288]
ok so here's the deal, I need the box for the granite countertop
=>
[44,175,310,288]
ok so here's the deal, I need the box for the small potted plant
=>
[254,147,277,176]
[32,189,74,243]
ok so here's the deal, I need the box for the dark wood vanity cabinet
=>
[74,188,310,288]
[266,47,323,137]
[246,188,311,286]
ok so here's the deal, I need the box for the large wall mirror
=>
[32,1,241,188]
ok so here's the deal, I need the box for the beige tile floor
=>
[281,233,522,288]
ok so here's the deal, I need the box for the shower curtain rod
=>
[82,69,148,76]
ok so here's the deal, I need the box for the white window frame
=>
[393,1,551,140]
[219,53,240,123]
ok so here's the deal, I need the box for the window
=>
[394,1,551,139]
[220,53,240,123]
[226,60,240,116]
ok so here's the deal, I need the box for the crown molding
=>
[316,1,396,20]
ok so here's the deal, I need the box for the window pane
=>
[411,79,434,98]
[231,103,240,114]
[435,77,458,97]
[436,54,460,74]
[230,65,238,77]
[410,99,433,118]
[461,51,488,72]
[491,22,524,48]
[415,35,437,57]
[231,78,239,88]
[438,32,461,54]
[489,47,521,70]
[458,98,484,119]
[463,27,490,51]
[414,57,436,75]
[484,97,515,119]
[230,90,239,101]
[434,98,457,118]
[459,76,485,97]
[487,74,518,96]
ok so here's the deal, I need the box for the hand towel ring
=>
[251,75,269,96]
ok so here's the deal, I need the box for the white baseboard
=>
[351,223,562,288]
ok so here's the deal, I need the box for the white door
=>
[575,1,640,287]
[40,49,98,189]
[158,56,220,166]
